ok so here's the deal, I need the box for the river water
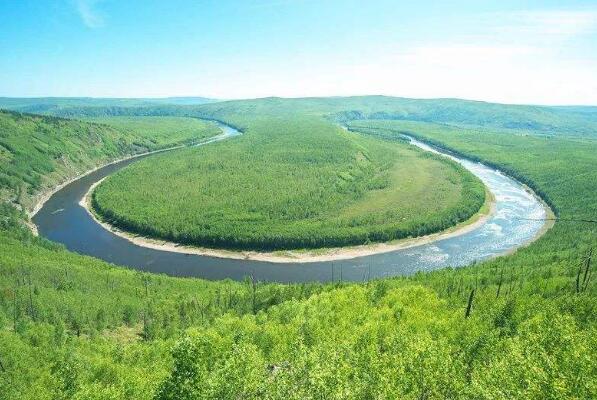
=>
[33,122,548,283]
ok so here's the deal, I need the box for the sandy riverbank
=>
[28,128,234,234]
[27,145,184,236]
[28,145,186,221]
[80,178,497,263]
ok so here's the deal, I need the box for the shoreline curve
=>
[28,124,236,234]
[33,121,555,273]
[81,178,497,263]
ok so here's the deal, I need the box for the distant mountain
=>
[1,95,596,137]
[145,97,217,105]
[191,96,597,138]
[0,96,217,114]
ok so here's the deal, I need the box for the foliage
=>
[0,98,595,399]
[0,110,219,210]
[0,97,215,115]
[83,116,221,148]
[0,233,330,399]
[155,285,595,399]
[92,116,485,250]
[19,95,597,138]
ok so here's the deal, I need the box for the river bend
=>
[33,121,549,282]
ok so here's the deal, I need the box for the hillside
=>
[83,116,222,149]
[0,98,595,399]
[0,97,216,115]
[30,96,597,137]
[3,96,596,138]
[0,111,220,211]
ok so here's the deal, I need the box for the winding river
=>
[33,121,550,283]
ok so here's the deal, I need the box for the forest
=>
[0,111,220,211]
[83,116,222,149]
[0,97,595,399]
[91,116,485,250]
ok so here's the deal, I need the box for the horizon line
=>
[1,94,596,108]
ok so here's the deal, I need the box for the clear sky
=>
[1,0,597,105]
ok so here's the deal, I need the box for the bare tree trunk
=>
[496,269,503,298]
[13,278,19,332]
[581,248,593,292]
[251,274,257,315]
[465,289,475,318]
[27,269,35,321]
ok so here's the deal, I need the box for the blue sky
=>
[1,0,597,104]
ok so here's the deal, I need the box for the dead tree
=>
[13,277,19,332]
[496,268,504,298]
[576,263,583,293]
[581,248,593,292]
[465,289,475,318]
[250,274,257,315]
[27,268,35,321]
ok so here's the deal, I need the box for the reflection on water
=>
[33,126,549,283]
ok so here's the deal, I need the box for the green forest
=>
[0,111,220,211]
[91,116,485,250]
[0,97,595,399]
[83,116,222,149]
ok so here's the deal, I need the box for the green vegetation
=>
[155,284,594,399]
[0,97,595,399]
[0,96,215,115]
[92,116,485,250]
[5,96,597,139]
[346,119,597,217]
[30,95,597,137]
[84,116,221,149]
[0,233,329,399]
[0,111,219,210]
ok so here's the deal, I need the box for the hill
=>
[0,98,595,399]
[0,96,216,115]
[0,110,220,211]
[7,95,596,138]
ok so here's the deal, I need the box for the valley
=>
[0,97,595,399]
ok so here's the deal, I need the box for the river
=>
[32,121,549,283]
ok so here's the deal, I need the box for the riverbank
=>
[81,179,497,263]
[33,119,554,274]
[28,145,185,218]
[27,127,235,234]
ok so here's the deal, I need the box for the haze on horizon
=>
[1,0,597,106]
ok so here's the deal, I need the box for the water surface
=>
[33,122,548,283]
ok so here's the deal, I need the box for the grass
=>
[346,119,597,216]
[91,116,485,250]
